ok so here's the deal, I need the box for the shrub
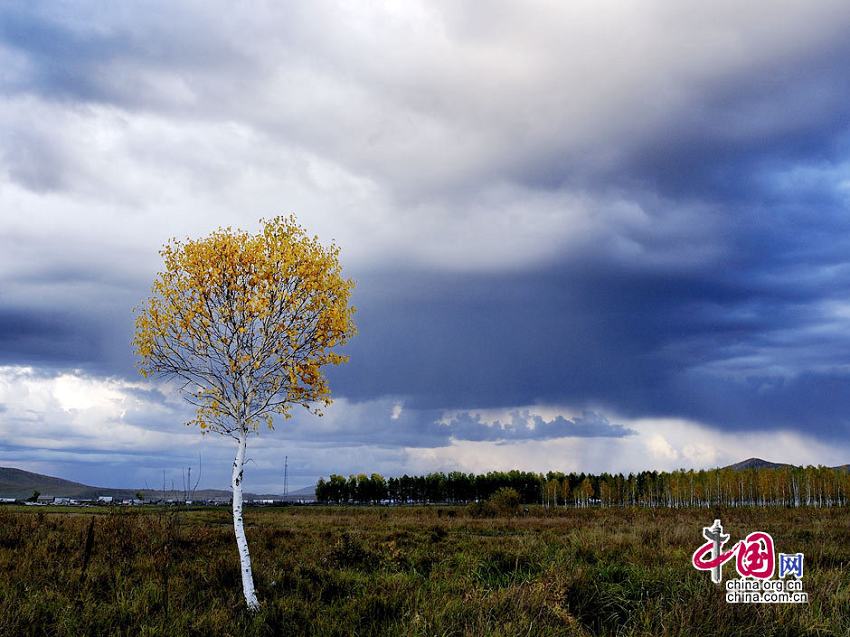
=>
[466,501,496,518]
[488,487,521,516]
[325,531,379,571]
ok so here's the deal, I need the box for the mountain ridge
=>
[0,466,314,500]
[721,457,794,471]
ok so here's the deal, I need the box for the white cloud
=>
[404,415,850,475]
[0,366,187,452]
[2,365,848,490]
[52,373,125,412]
[3,1,849,281]
[647,434,679,461]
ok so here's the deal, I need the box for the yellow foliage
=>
[132,215,356,434]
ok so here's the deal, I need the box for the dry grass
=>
[0,505,848,636]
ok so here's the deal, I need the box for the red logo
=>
[692,520,775,581]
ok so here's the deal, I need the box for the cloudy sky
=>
[3,1,850,492]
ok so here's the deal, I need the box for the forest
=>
[316,465,850,508]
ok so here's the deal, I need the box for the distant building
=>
[97,496,114,504]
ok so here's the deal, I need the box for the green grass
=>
[0,505,848,636]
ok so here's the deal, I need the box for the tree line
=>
[316,465,850,507]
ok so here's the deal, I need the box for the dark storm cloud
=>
[0,3,248,105]
[0,7,126,101]
[269,404,633,448]
[441,411,634,442]
[0,275,144,376]
[3,0,850,461]
[329,238,850,440]
[328,265,747,409]
[0,308,100,366]
[612,53,850,203]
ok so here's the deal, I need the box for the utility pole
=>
[283,456,288,496]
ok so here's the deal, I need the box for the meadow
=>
[0,505,848,636]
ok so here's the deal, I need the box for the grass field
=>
[1,505,848,636]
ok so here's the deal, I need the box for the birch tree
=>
[133,216,356,609]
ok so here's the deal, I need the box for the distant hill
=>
[0,467,99,499]
[286,485,317,498]
[722,458,793,471]
[0,466,313,501]
[722,457,850,471]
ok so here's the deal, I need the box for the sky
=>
[2,1,850,493]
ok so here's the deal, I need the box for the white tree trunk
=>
[232,428,260,610]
